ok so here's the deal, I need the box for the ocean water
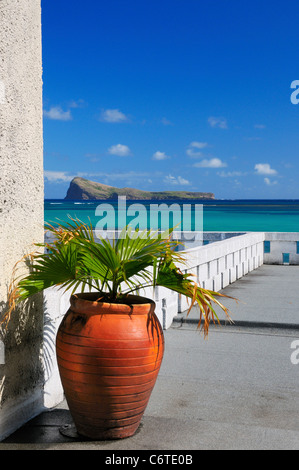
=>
[44,199,299,233]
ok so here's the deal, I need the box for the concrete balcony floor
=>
[1,265,299,450]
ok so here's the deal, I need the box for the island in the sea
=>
[65,177,215,200]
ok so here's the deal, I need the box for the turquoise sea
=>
[44,199,299,232]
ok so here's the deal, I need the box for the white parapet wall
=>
[264,233,299,265]
[168,232,265,319]
[43,231,265,409]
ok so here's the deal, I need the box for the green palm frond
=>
[17,238,89,299]
[4,217,234,336]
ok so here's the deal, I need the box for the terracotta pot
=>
[56,293,164,440]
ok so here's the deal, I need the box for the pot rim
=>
[69,292,156,316]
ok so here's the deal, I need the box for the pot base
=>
[59,423,143,441]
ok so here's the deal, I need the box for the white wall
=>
[264,233,299,265]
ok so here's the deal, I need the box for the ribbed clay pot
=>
[56,293,164,440]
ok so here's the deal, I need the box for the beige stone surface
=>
[0,0,44,440]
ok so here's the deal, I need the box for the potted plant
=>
[4,218,232,440]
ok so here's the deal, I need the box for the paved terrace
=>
[1,265,299,450]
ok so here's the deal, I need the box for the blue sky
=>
[42,0,299,199]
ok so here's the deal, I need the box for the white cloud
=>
[44,170,152,186]
[190,141,209,149]
[96,171,151,183]
[186,141,209,158]
[164,174,191,186]
[264,177,278,186]
[255,163,277,175]
[44,171,75,182]
[100,109,129,123]
[108,144,131,157]
[43,106,72,121]
[68,99,86,108]
[161,117,174,126]
[208,116,228,129]
[152,151,171,160]
[254,124,266,129]
[85,153,101,162]
[194,158,227,168]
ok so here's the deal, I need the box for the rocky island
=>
[65,177,215,200]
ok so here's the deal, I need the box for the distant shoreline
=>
[64,177,215,201]
[45,198,299,204]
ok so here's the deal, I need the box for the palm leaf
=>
[15,241,86,300]
[155,257,233,336]
[4,218,235,337]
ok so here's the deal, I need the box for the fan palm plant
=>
[4,217,236,439]
[5,217,232,336]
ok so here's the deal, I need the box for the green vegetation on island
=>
[65,177,215,201]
